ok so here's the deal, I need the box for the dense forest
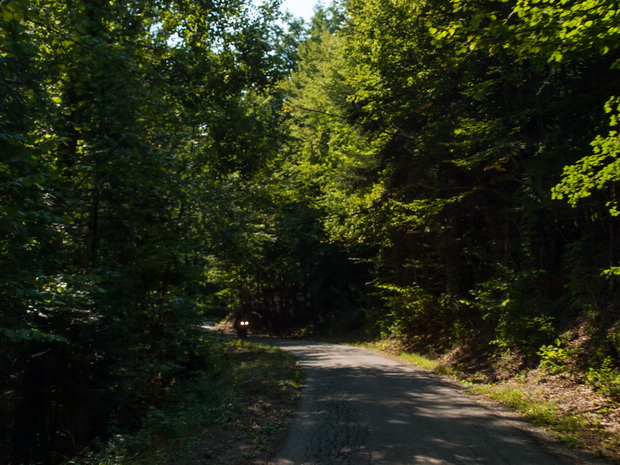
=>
[2,0,620,462]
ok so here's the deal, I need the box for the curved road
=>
[264,340,602,465]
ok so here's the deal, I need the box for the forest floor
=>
[160,337,302,465]
[83,330,302,465]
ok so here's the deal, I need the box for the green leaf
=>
[1,7,12,22]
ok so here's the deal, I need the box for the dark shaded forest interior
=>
[2,0,620,463]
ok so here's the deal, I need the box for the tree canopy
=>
[2,0,620,462]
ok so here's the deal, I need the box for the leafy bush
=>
[585,357,620,400]
[538,342,577,374]
[466,269,556,357]
[377,284,440,345]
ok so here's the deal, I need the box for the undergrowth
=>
[71,336,302,465]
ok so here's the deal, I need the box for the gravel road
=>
[264,339,604,465]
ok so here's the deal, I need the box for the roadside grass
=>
[463,381,620,460]
[466,383,587,440]
[397,351,462,377]
[360,340,456,375]
[75,336,302,465]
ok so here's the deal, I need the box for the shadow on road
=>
[255,339,602,465]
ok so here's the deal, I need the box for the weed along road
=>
[264,340,602,465]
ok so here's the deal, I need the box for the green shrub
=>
[585,357,620,400]
[377,284,439,344]
[468,268,555,356]
[538,342,576,375]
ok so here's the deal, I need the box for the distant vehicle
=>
[234,314,250,339]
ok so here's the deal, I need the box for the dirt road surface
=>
[265,340,605,465]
